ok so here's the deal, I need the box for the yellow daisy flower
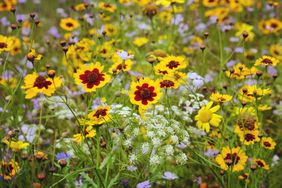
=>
[237,129,260,145]
[88,106,111,125]
[270,44,282,60]
[129,77,162,109]
[239,85,272,102]
[202,0,219,7]
[60,17,80,31]
[195,102,222,132]
[2,140,29,152]
[215,146,248,172]
[99,2,117,13]
[133,37,149,47]
[73,126,96,143]
[157,55,188,73]
[22,72,62,99]
[0,159,19,181]
[253,158,269,170]
[0,35,13,53]
[210,92,233,103]
[74,62,111,92]
[225,63,256,80]
[261,137,276,150]
[254,56,279,67]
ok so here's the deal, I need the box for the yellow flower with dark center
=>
[88,106,111,125]
[74,63,111,92]
[225,63,256,80]
[234,22,255,41]
[253,159,269,170]
[129,77,162,109]
[261,137,276,150]
[73,3,87,11]
[103,24,118,36]
[26,49,42,62]
[270,44,282,60]
[2,140,29,152]
[239,85,272,102]
[254,56,279,67]
[210,92,233,103]
[238,173,249,183]
[237,129,260,145]
[157,56,188,73]
[258,18,282,34]
[234,107,258,133]
[67,38,95,64]
[258,104,272,111]
[0,35,12,53]
[73,126,96,143]
[60,17,80,31]
[110,54,133,74]
[99,2,116,13]
[22,72,62,99]
[0,160,19,180]
[195,102,222,132]
[205,7,229,23]
[155,0,185,7]
[215,146,248,172]
[9,36,21,56]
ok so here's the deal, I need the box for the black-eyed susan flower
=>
[158,56,188,73]
[253,159,269,170]
[205,7,229,23]
[261,137,276,150]
[210,92,232,103]
[258,104,272,111]
[258,18,282,34]
[99,2,116,13]
[215,146,248,172]
[0,160,19,181]
[238,173,249,183]
[237,130,260,145]
[270,44,282,60]
[74,62,111,92]
[103,24,118,36]
[0,35,12,53]
[202,0,219,7]
[239,85,272,102]
[60,17,80,31]
[22,72,62,99]
[234,22,255,41]
[225,63,256,80]
[88,106,111,125]
[110,54,133,73]
[158,76,179,89]
[254,56,279,67]
[8,36,21,56]
[73,126,96,143]
[194,102,222,132]
[129,77,162,109]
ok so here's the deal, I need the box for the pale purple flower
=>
[163,171,178,180]
[127,165,137,172]
[56,152,72,160]
[234,47,244,53]
[195,23,206,32]
[48,26,61,38]
[267,66,277,76]
[188,72,204,89]
[204,148,219,157]
[171,14,183,25]
[136,180,150,188]
[226,60,237,67]
[16,14,27,22]
[0,17,10,26]
[230,37,240,42]
[116,50,134,60]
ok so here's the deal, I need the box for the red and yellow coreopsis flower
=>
[88,106,111,125]
[0,159,19,181]
[22,72,62,99]
[129,77,162,109]
[60,17,80,31]
[261,137,276,150]
[74,62,111,92]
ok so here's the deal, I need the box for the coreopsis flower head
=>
[253,158,270,170]
[129,77,162,109]
[210,92,233,103]
[237,129,260,145]
[26,49,42,62]
[2,140,29,152]
[73,3,87,11]
[110,54,133,74]
[239,85,272,102]
[234,107,258,133]
[0,35,13,53]
[225,63,256,80]
[74,62,111,92]
[156,55,188,74]
[254,56,279,67]
[194,101,222,132]
[258,18,282,34]
[22,72,62,99]
[103,24,118,36]
[202,0,219,7]
[270,44,282,60]
[0,159,19,181]
[88,106,111,125]
[205,7,229,23]
[234,22,255,41]
[158,75,180,89]
[8,36,21,55]
[215,146,248,172]
[73,126,96,143]
[155,0,185,7]
[261,137,276,150]
[99,2,116,13]
[60,17,80,31]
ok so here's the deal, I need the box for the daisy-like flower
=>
[155,0,184,7]
[194,102,222,132]
[74,62,111,92]
[26,48,43,62]
[158,76,179,89]
[0,35,12,53]
[202,0,219,7]
[73,126,96,143]
[0,159,19,181]
[234,107,258,133]
[99,2,116,13]
[210,92,233,103]
[60,17,80,31]
[225,63,256,80]
[158,56,188,73]
[258,18,282,35]
[261,137,276,150]
[22,72,62,99]
[88,106,111,125]
[254,56,279,67]
[215,146,248,172]
[2,140,29,152]
[129,77,162,109]
[239,85,272,102]
[253,158,269,170]
[270,44,282,60]
[110,54,133,74]
[133,37,149,47]
[237,130,260,145]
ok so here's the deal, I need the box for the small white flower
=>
[129,153,137,163]
[141,143,150,154]
[165,145,174,156]
[171,135,179,144]
[152,138,161,147]
[176,153,187,165]
[150,155,160,165]
[124,139,132,148]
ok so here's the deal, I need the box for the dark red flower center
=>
[2,164,14,175]
[245,133,255,142]
[66,22,74,27]
[160,80,175,88]
[93,109,107,118]
[263,141,271,147]
[270,22,278,29]
[166,60,180,69]
[224,153,240,166]
[79,69,105,89]
[0,42,8,49]
[117,64,127,71]
[134,83,157,105]
[256,160,265,167]
[262,58,273,64]
[33,76,52,89]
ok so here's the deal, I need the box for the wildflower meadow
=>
[1,0,282,187]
